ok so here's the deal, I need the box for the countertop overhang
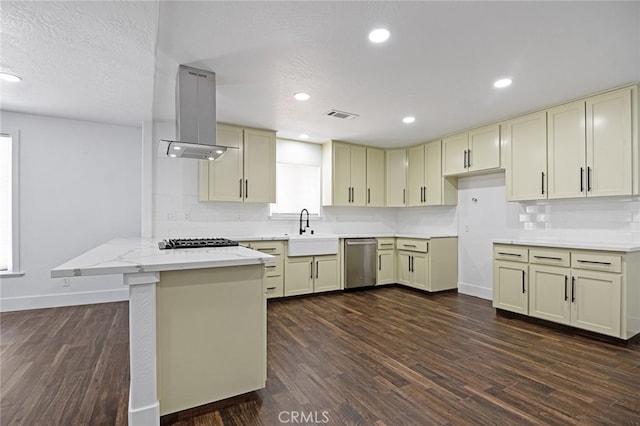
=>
[51,238,275,278]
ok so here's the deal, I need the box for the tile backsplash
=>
[518,196,640,243]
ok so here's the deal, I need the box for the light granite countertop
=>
[51,238,274,278]
[493,238,640,253]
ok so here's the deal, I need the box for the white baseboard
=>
[0,288,129,312]
[457,282,492,300]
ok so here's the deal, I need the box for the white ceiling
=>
[2,1,639,148]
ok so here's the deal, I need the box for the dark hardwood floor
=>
[1,287,639,425]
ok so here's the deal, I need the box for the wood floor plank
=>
[2,287,639,425]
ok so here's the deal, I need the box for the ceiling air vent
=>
[325,109,359,120]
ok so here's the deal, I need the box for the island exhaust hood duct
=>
[160,65,235,160]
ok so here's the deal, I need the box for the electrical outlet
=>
[167,212,177,221]
[184,212,191,221]
[62,278,71,287]
[465,225,470,232]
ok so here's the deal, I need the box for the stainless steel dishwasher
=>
[344,238,377,289]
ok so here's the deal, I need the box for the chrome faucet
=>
[299,208,310,235]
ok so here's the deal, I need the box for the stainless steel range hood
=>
[160,65,236,160]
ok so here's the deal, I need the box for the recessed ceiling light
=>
[299,133,309,139]
[173,146,182,150]
[208,157,215,160]
[294,92,310,101]
[494,78,512,88]
[169,154,177,158]
[215,149,224,154]
[402,116,416,124]
[369,28,390,43]
[0,72,22,83]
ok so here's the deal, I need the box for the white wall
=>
[0,111,142,311]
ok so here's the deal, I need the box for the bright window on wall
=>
[270,139,322,217]
[0,134,13,272]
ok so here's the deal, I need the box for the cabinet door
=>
[586,87,633,197]
[243,128,276,203]
[350,145,367,206]
[332,143,352,206]
[442,132,469,176]
[284,256,314,296]
[407,145,425,206]
[529,265,571,325]
[547,100,586,199]
[396,251,412,285]
[366,148,385,207]
[504,111,548,201]
[412,253,429,290]
[493,261,528,314]
[385,149,407,207]
[314,256,339,293]
[424,140,443,205]
[377,250,395,285]
[207,124,244,202]
[468,124,500,173]
[570,270,621,337]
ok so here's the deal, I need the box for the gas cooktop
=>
[158,238,239,250]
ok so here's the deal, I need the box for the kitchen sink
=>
[287,234,339,257]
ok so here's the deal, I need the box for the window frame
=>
[0,132,23,277]
[269,139,323,219]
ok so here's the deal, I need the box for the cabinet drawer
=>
[494,245,528,262]
[571,251,621,273]
[264,259,283,277]
[396,238,428,253]
[377,238,395,250]
[249,241,283,255]
[264,276,284,298]
[529,248,570,267]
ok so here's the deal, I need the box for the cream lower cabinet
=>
[396,237,458,292]
[495,243,638,339]
[284,254,339,296]
[376,238,395,285]
[246,240,284,298]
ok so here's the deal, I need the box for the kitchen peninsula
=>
[51,238,274,426]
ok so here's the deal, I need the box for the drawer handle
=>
[498,252,522,257]
[266,286,277,290]
[266,265,276,269]
[533,255,563,261]
[258,247,277,252]
[576,260,612,266]
[403,244,417,248]
[380,243,393,247]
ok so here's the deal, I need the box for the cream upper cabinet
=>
[385,149,407,207]
[408,141,457,206]
[243,128,277,203]
[199,123,275,203]
[547,100,587,199]
[504,111,548,201]
[366,147,385,206]
[407,144,425,206]
[548,87,635,199]
[443,124,501,176]
[586,87,634,197]
[322,141,366,206]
